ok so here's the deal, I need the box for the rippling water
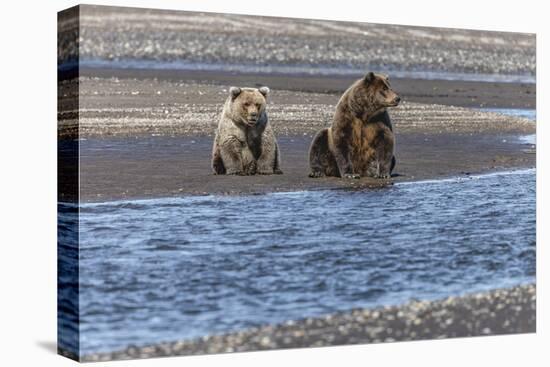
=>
[484,108,536,145]
[480,108,536,121]
[71,59,536,84]
[58,169,535,355]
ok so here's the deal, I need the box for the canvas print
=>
[57,5,536,362]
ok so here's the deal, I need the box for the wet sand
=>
[76,283,535,361]
[78,68,536,109]
[57,77,536,202]
[74,133,534,202]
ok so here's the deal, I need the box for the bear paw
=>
[309,171,324,178]
[226,169,245,176]
[243,162,257,175]
[257,170,274,175]
[343,173,360,179]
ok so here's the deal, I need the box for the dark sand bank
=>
[78,68,536,109]
[76,134,535,202]
[56,78,536,202]
[77,284,535,361]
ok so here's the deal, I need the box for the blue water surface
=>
[58,168,536,355]
[481,108,536,121]
[481,108,536,144]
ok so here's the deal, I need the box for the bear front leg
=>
[333,141,359,179]
[220,137,245,175]
[378,135,395,179]
[367,151,391,179]
[241,147,257,175]
[378,156,393,179]
[211,141,226,174]
[371,147,391,179]
[272,143,283,175]
[256,142,280,175]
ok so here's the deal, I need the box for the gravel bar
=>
[76,284,535,362]
[58,5,535,78]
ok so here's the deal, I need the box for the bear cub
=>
[212,86,282,175]
[309,72,401,179]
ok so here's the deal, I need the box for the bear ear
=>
[258,86,270,97]
[229,87,242,99]
[364,72,375,84]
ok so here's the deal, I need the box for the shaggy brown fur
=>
[309,72,400,179]
[212,86,282,175]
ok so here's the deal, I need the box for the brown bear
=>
[212,86,282,175]
[308,72,400,179]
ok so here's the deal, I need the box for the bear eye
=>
[256,103,261,109]
[244,102,250,107]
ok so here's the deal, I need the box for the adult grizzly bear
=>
[309,72,401,179]
[212,86,283,175]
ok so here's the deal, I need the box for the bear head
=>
[228,86,269,127]
[349,72,401,116]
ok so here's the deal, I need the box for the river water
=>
[58,167,535,355]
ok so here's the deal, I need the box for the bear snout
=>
[247,111,259,123]
[387,94,401,106]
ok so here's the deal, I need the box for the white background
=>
[0,0,547,366]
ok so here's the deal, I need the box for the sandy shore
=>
[75,283,535,361]
[57,77,535,202]
[62,77,536,138]
[72,133,534,202]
